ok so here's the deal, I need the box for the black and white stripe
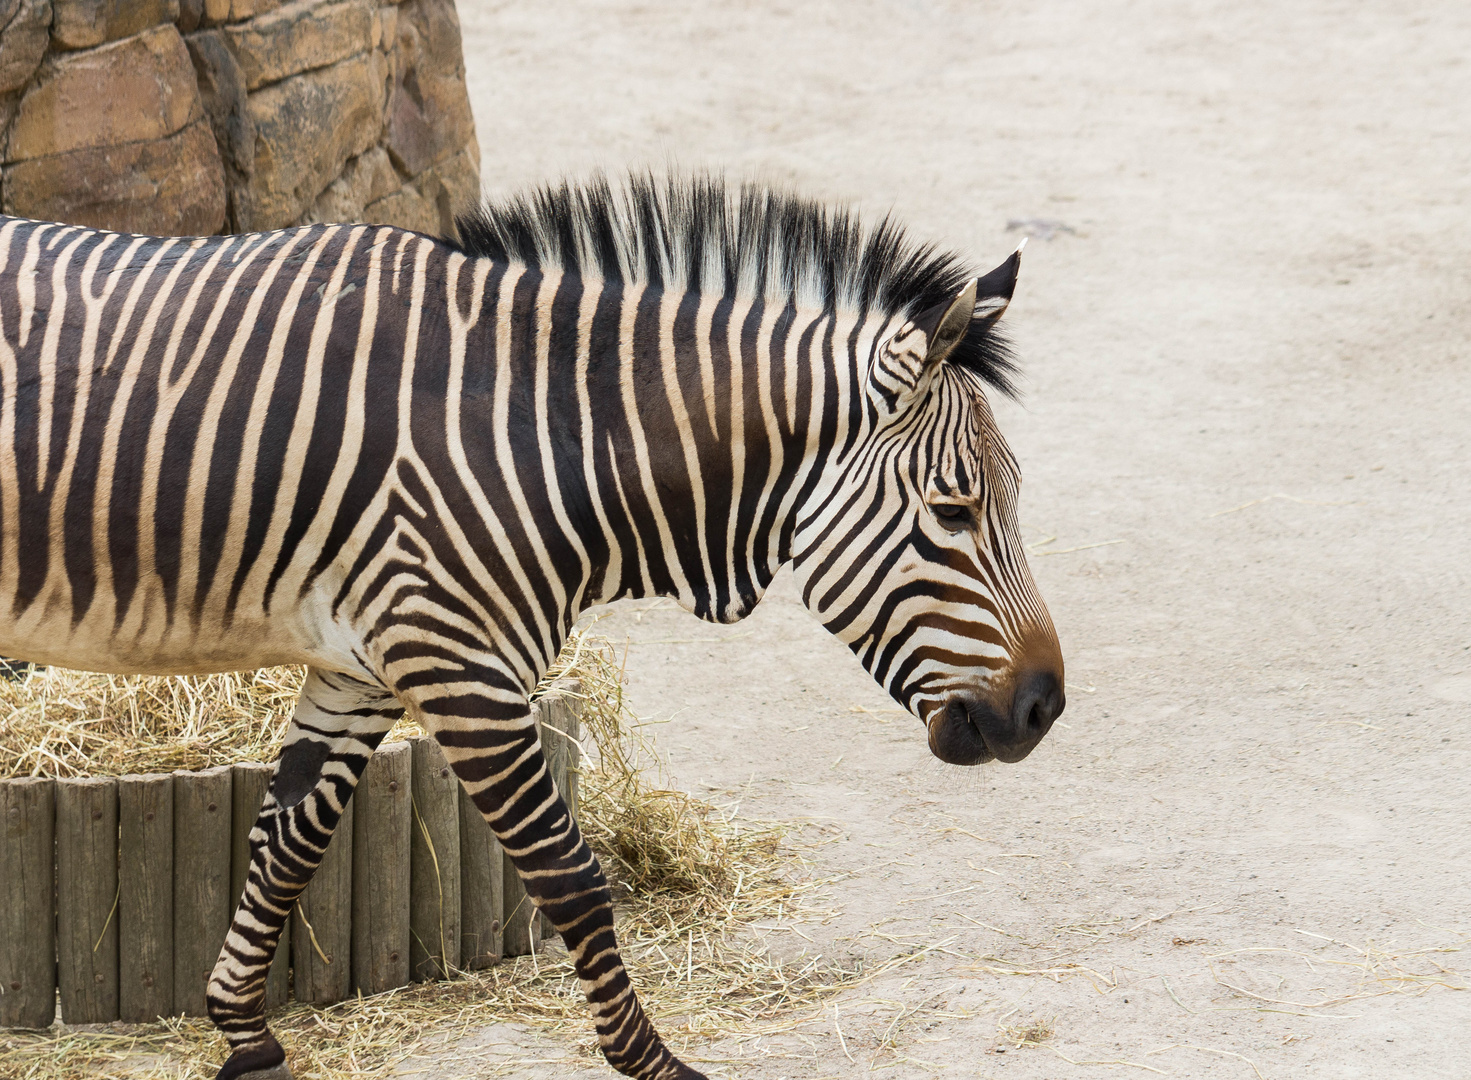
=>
[0,173,1062,1080]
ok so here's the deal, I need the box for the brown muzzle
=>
[928,665,1065,765]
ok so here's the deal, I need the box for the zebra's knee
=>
[271,735,331,809]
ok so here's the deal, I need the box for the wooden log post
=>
[0,777,56,1029]
[544,680,583,820]
[293,796,353,1005]
[352,741,412,995]
[56,777,118,1023]
[231,763,289,1011]
[500,702,541,958]
[409,736,460,981]
[173,765,233,1017]
[500,848,540,957]
[458,783,502,970]
[118,774,172,1022]
[538,684,583,942]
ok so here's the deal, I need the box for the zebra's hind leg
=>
[419,690,707,1080]
[207,669,403,1080]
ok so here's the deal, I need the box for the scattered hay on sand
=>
[997,1014,1054,1048]
[0,631,865,1079]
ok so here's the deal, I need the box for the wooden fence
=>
[0,686,581,1029]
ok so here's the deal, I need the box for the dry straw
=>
[0,666,301,780]
[0,632,862,1078]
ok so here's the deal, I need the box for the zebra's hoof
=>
[235,1066,293,1080]
[216,1038,291,1080]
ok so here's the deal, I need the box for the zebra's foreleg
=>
[424,695,707,1080]
[208,669,403,1080]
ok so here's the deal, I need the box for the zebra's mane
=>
[453,172,1018,396]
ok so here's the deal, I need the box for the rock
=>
[224,0,373,91]
[185,28,254,230]
[435,138,477,202]
[8,25,200,162]
[0,89,13,209]
[361,139,476,239]
[0,92,20,150]
[308,144,399,223]
[0,0,477,240]
[176,0,203,32]
[244,49,385,230]
[362,178,438,236]
[197,0,282,28]
[50,0,181,51]
[397,0,458,76]
[375,3,395,49]
[2,116,225,234]
[185,30,253,173]
[197,0,279,27]
[218,0,283,23]
[384,0,471,177]
[0,0,52,97]
[427,138,478,234]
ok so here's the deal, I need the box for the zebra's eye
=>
[931,503,974,530]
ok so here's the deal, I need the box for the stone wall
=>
[0,0,478,238]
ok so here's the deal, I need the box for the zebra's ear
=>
[869,279,979,414]
[971,244,1022,328]
[918,278,979,367]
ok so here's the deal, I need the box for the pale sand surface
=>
[448,1,1471,1076]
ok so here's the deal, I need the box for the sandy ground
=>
[449,2,1471,1076]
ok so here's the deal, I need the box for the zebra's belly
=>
[0,578,351,677]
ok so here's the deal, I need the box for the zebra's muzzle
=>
[931,670,1064,765]
[928,697,999,765]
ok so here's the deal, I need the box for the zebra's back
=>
[0,216,437,675]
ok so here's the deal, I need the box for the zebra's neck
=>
[453,261,876,638]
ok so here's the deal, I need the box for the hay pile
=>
[0,667,301,780]
[0,632,856,1079]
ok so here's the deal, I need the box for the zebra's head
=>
[792,251,1064,765]
[457,173,1062,761]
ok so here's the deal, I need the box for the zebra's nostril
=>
[1011,670,1064,741]
[948,697,974,729]
[1032,687,1063,728]
[1027,701,1046,730]
[930,696,994,765]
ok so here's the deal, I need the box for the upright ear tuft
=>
[869,279,980,415]
[971,245,1022,328]
[944,245,1024,397]
[869,247,1024,413]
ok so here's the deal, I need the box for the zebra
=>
[0,172,1064,1080]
